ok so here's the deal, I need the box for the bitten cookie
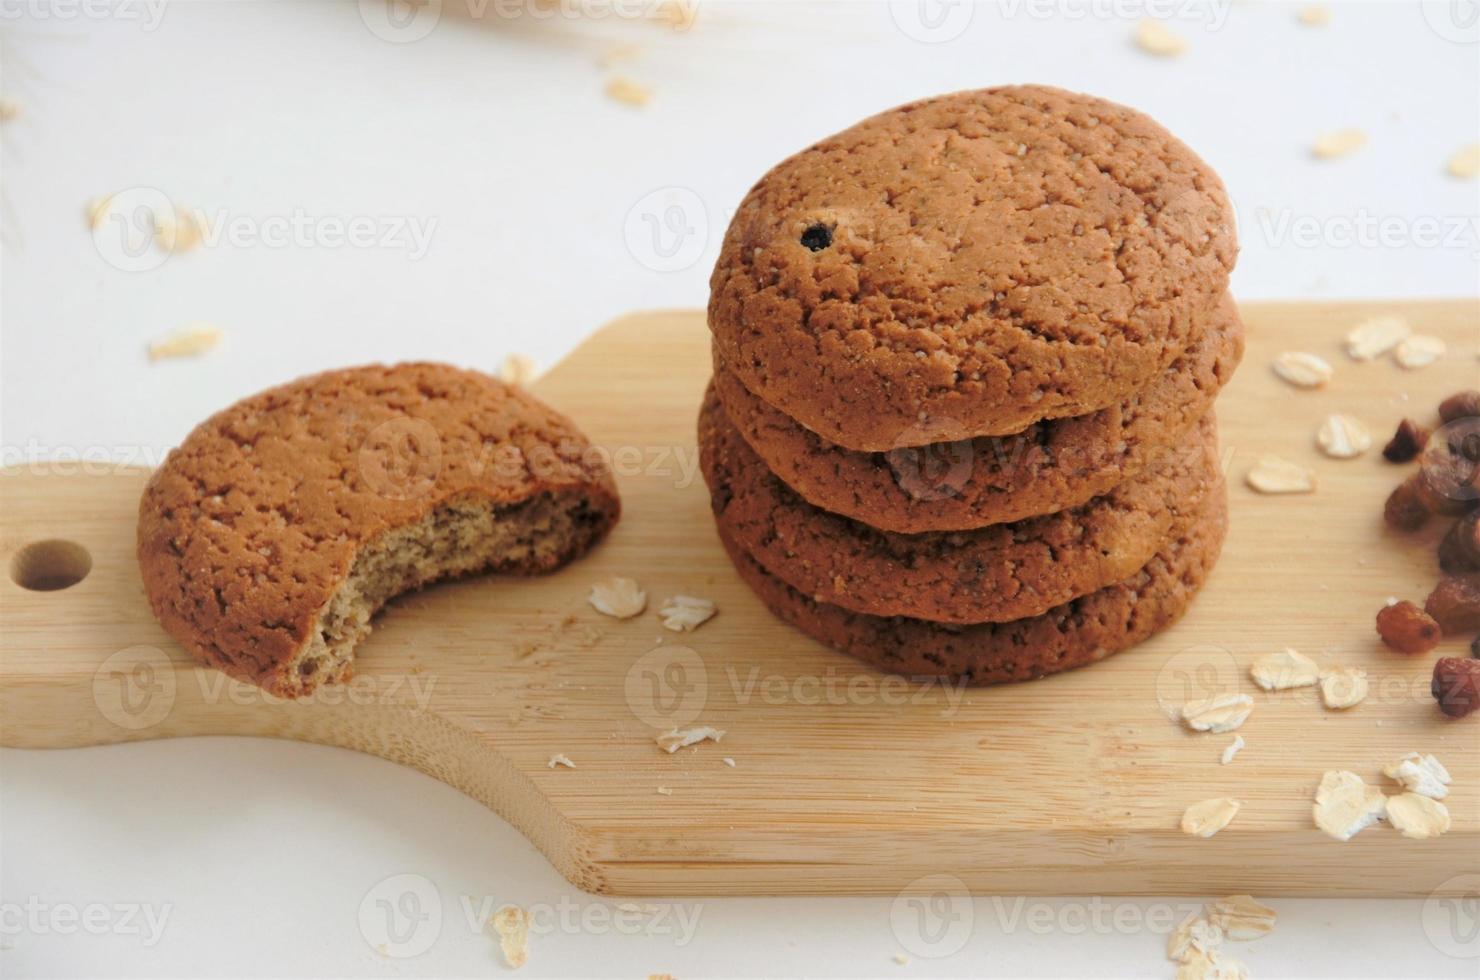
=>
[138,363,620,698]
[702,385,1219,624]
[717,491,1227,685]
[715,295,1244,532]
[709,84,1237,451]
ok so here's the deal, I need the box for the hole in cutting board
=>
[10,539,92,591]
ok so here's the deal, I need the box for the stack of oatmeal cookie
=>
[699,85,1242,685]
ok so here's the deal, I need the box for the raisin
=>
[1416,460,1474,517]
[1384,476,1430,531]
[1438,512,1480,574]
[1431,657,1480,718]
[1438,390,1480,424]
[1383,418,1430,463]
[1376,600,1442,655]
[1425,573,1480,635]
[800,223,833,252]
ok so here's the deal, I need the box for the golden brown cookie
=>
[717,491,1227,685]
[715,295,1243,532]
[138,363,620,698]
[709,85,1237,451]
[702,384,1219,623]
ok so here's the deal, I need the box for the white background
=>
[2,1,1478,977]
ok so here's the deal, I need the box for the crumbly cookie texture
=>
[713,295,1243,533]
[708,85,1237,451]
[702,384,1221,624]
[715,490,1227,685]
[138,363,620,697]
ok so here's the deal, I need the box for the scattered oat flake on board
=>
[1448,143,1480,179]
[590,577,647,619]
[148,323,221,361]
[656,726,724,753]
[1313,128,1366,159]
[1386,793,1451,839]
[1346,316,1410,360]
[1181,693,1253,733]
[1317,414,1371,459]
[1135,18,1187,55]
[1181,797,1241,838]
[1382,753,1451,800]
[659,595,716,632]
[1249,648,1320,691]
[1245,456,1315,495]
[497,353,538,386]
[1271,350,1333,388]
[656,786,673,795]
[490,905,529,968]
[722,757,736,768]
[1319,666,1368,709]
[1208,895,1277,941]
[1297,4,1331,25]
[1394,335,1446,369]
[1313,770,1388,841]
[547,753,576,769]
[1167,913,1223,963]
[606,76,652,107]
[1220,734,1245,765]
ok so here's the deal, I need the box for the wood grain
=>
[2,300,1477,897]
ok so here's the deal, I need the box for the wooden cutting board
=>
[3,300,1477,898]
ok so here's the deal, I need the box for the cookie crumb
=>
[1220,734,1245,765]
[1346,316,1410,360]
[1272,350,1333,388]
[1319,666,1369,709]
[1316,414,1371,459]
[1181,797,1240,837]
[1313,128,1367,159]
[1249,648,1320,690]
[658,595,716,632]
[148,322,221,361]
[1448,143,1480,179]
[1382,752,1450,799]
[1245,456,1315,495]
[590,577,647,619]
[605,76,652,107]
[547,753,576,769]
[489,905,530,968]
[1313,770,1387,841]
[655,726,725,753]
[1135,18,1187,56]
[1180,693,1253,733]
[1394,335,1447,369]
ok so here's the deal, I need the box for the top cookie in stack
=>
[701,85,1242,685]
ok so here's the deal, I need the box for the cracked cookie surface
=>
[702,386,1219,624]
[708,84,1237,451]
[715,294,1242,532]
[137,363,619,697]
[717,491,1227,685]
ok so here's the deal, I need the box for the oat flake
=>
[1313,770,1387,841]
[1245,457,1316,495]
[1181,797,1241,838]
[1382,753,1451,800]
[1345,316,1410,360]
[1181,693,1254,733]
[1386,793,1451,840]
[1249,649,1320,691]
[1319,666,1368,710]
[1272,351,1333,388]
[590,577,647,619]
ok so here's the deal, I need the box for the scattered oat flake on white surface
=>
[1249,648,1321,691]
[1316,414,1371,459]
[1181,694,1254,733]
[655,726,725,753]
[497,353,538,386]
[1208,895,1277,941]
[547,753,576,769]
[85,194,117,230]
[1313,128,1366,159]
[1394,335,1446,369]
[1181,798,1241,838]
[1176,948,1248,980]
[1297,4,1330,25]
[598,42,643,69]
[1245,456,1315,495]
[1382,753,1451,799]
[1449,143,1480,179]
[1220,735,1245,766]
[1272,350,1333,388]
[490,905,529,968]
[892,954,909,965]
[148,322,221,361]
[659,595,716,631]
[1386,793,1451,839]
[605,76,652,107]
[0,97,20,122]
[1313,770,1388,841]
[1319,666,1368,709]
[589,577,647,619]
[154,204,206,253]
[1135,18,1187,55]
[1345,316,1410,360]
[1167,913,1223,963]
